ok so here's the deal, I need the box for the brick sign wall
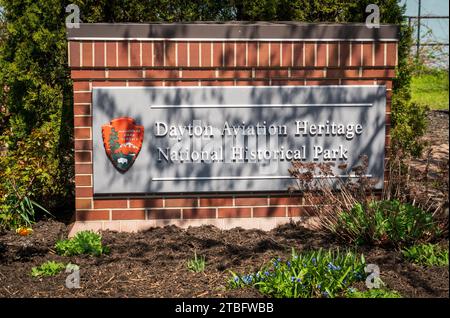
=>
[67,23,398,234]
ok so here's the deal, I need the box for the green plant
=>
[229,248,366,298]
[187,251,206,273]
[346,287,402,298]
[55,231,109,256]
[31,261,65,277]
[335,200,439,246]
[402,243,449,266]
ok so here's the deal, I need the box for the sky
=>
[400,0,449,43]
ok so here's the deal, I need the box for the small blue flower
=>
[316,284,322,290]
[264,271,270,276]
[296,278,301,283]
[277,258,281,262]
[286,261,291,267]
[322,291,329,298]
[291,276,296,282]
[233,276,239,283]
[312,258,317,266]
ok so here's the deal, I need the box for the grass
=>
[402,243,449,267]
[411,70,449,110]
[346,288,402,298]
[187,252,206,272]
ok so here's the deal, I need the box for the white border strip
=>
[149,103,373,108]
[152,174,373,181]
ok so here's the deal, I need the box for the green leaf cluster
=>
[402,243,449,266]
[31,260,66,277]
[55,230,109,256]
[187,251,206,273]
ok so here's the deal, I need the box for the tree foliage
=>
[0,0,417,227]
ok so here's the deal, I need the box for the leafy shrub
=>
[229,248,366,298]
[402,243,449,266]
[187,252,206,273]
[31,261,65,277]
[55,231,109,256]
[335,200,439,246]
[346,288,402,298]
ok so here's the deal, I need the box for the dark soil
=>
[0,110,448,298]
[0,220,448,298]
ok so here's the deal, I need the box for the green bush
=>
[187,252,206,273]
[335,200,440,246]
[402,243,449,266]
[55,231,109,256]
[31,261,65,277]
[346,288,402,298]
[229,248,366,298]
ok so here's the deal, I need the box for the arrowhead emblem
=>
[101,117,144,173]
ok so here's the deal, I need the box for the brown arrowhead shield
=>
[101,117,144,173]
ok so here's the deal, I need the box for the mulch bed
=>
[0,220,448,298]
[0,110,448,298]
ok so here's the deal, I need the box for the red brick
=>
[248,42,258,66]
[75,164,93,174]
[253,206,286,217]
[212,42,223,67]
[200,197,233,207]
[94,199,127,209]
[74,139,92,150]
[362,69,395,78]
[117,41,128,67]
[287,207,304,217]
[326,69,359,78]
[91,81,127,87]
[76,198,92,210]
[75,187,93,197]
[130,41,140,66]
[108,70,143,79]
[71,70,105,79]
[74,92,91,104]
[129,198,164,208]
[255,69,288,78]
[142,42,152,66]
[374,42,384,66]
[94,41,105,67]
[233,80,270,86]
[165,42,177,66]
[375,80,393,89]
[223,42,234,67]
[75,175,91,186]
[306,79,339,85]
[183,208,216,219]
[291,69,323,78]
[219,70,251,78]
[69,41,80,67]
[76,210,109,221]
[154,41,164,66]
[362,42,373,66]
[258,42,270,66]
[304,43,315,66]
[351,42,362,66]
[183,70,216,79]
[341,79,374,85]
[270,42,281,67]
[218,208,251,218]
[148,209,181,219]
[236,42,246,67]
[165,197,198,207]
[316,43,327,67]
[293,42,304,66]
[340,42,351,67]
[73,81,90,91]
[178,42,188,67]
[269,196,302,206]
[328,42,339,67]
[235,197,267,206]
[386,43,397,66]
[281,42,292,67]
[74,128,91,139]
[106,42,117,67]
[82,42,93,67]
[144,70,178,79]
[201,42,212,67]
[74,151,91,162]
[74,116,92,127]
[165,80,198,86]
[74,105,90,115]
[190,42,200,67]
[128,81,164,87]
[112,210,145,220]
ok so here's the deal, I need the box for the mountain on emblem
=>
[101,117,144,173]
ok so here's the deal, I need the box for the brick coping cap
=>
[67,22,399,41]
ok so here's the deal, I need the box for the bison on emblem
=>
[101,117,144,173]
